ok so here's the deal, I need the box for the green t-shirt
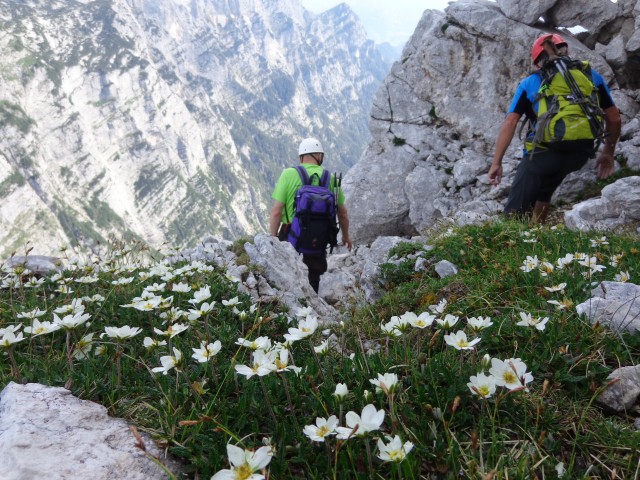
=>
[271,164,345,224]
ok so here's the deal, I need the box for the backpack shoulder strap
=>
[319,169,330,188]
[295,165,311,185]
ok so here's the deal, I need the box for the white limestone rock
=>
[0,382,181,480]
[564,176,640,231]
[496,0,558,26]
[576,281,640,334]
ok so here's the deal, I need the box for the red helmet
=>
[531,33,568,64]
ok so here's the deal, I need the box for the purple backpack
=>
[287,166,339,255]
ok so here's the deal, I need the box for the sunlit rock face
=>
[0,0,392,257]
[345,0,640,243]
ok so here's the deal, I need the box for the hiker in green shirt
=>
[270,138,352,293]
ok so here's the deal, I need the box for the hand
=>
[596,152,615,179]
[342,235,353,252]
[488,163,503,185]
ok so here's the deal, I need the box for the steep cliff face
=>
[0,0,391,256]
[345,0,640,244]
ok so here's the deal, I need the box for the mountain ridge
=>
[0,0,392,257]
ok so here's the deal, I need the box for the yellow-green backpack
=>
[528,59,605,152]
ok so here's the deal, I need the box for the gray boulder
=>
[496,0,558,26]
[4,255,63,275]
[0,382,181,480]
[565,176,640,231]
[576,281,640,333]
[597,365,640,413]
[244,234,338,322]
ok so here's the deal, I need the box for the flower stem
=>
[7,348,20,378]
[258,376,278,426]
[365,437,374,477]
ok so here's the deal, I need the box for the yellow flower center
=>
[388,449,405,462]
[275,359,286,370]
[317,425,330,437]
[477,385,490,397]
[234,464,253,480]
[503,371,518,384]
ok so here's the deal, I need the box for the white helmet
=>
[298,137,324,156]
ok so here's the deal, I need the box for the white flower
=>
[189,285,211,305]
[144,282,166,292]
[436,314,460,330]
[187,301,216,321]
[17,308,47,320]
[112,276,135,285]
[443,330,481,350]
[143,337,167,350]
[222,296,241,307]
[283,316,318,343]
[82,294,105,304]
[273,348,302,374]
[336,404,385,439]
[211,444,273,480]
[153,323,190,338]
[544,283,567,293]
[73,333,95,360]
[429,298,447,314]
[192,341,222,362]
[24,319,62,336]
[410,312,436,329]
[24,277,46,288]
[556,254,574,269]
[609,254,623,267]
[236,336,272,351]
[303,415,339,442]
[130,296,163,312]
[555,462,566,478]
[235,349,277,379]
[615,271,631,283]
[102,325,143,340]
[376,435,414,463]
[333,383,348,400]
[369,372,400,395]
[467,373,497,399]
[520,255,539,273]
[380,316,405,337]
[0,324,22,336]
[516,312,549,331]
[0,330,25,348]
[590,236,609,247]
[467,316,493,331]
[152,348,183,375]
[578,256,602,269]
[547,299,573,310]
[53,298,85,315]
[54,312,91,330]
[538,261,554,276]
[489,358,533,391]
[313,340,330,355]
[172,282,191,292]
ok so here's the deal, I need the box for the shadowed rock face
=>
[345,0,640,244]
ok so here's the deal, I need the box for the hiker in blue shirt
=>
[488,33,622,223]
